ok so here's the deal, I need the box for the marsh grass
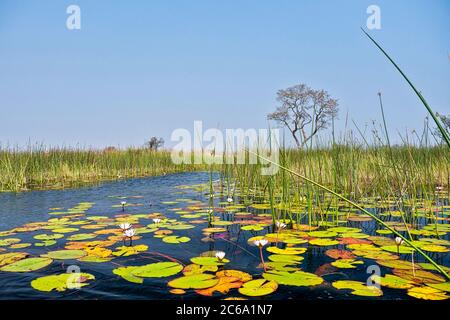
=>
[0,146,205,192]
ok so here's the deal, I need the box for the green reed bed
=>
[0,146,206,192]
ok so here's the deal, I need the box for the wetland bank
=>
[0,141,449,300]
[0,2,449,302]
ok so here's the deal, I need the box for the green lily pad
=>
[308,231,337,238]
[31,273,95,292]
[241,225,265,231]
[166,224,195,230]
[131,262,183,278]
[42,250,87,260]
[266,246,306,255]
[371,274,414,289]
[332,280,383,297]
[309,238,339,246]
[112,245,148,257]
[67,233,97,241]
[328,227,361,233]
[426,282,450,293]
[331,259,364,269]
[35,240,57,247]
[190,256,230,266]
[0,252,28,267]
[52,228,78,233]
[168,274,219,289]
[162,236,191,244]
[0,238,21,246]
[263,270,323,287]
[381,245,415,254]
[238,279,278,296]
[407,286,449,300]
[268,254,304,264]
[113,266,144,284]
[33,234,64,241]
[0,257,53,272]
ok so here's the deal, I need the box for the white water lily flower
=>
[227,197,233,203]
[215,251,226,261]
[395,236,404,246]
[124,228,136,238]
[276,221,287,229]
[153,218,162,224]
[119,223,132,230]
[254,239,268,247]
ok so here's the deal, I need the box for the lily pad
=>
[325,249,355,259]
[195,276,243,296]
[332,280,383,297]
[190,256,230,266]
[308,231,337,238]
[238,279,278,297]
[371,274,414,289]
[168,274,219,289]
[42,250,86,260]
[0,252,28,267]
[407,286,448,300]
[34,234,64,241]
[162,236,191,244]
[67,233,97,241]
[331,259,364,269]
[263,270,323,287]
[112,245,148,257]
[216,270,252,282]
[0,257,53,272]
[132,262,183,278]
[268,254,303,264]
[31,273,95,292]
[113,266,144,284]
[381,245,415,254]
[183,264,218,275]
[266,246,306,255]
[309,238,339,246]
[0,238,21,246]
[426,282,450,293]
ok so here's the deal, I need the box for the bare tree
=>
[267,84,338,147]
[145,137,164,151]
[434,113,450,142]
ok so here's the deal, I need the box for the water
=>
[0,172,448,300]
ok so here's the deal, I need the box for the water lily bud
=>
[254,239,268,247]
[395,237,404,246]
[215,251,226,261]
[119,223,131,230]
[124,228,136,238]
[276,221,287,229]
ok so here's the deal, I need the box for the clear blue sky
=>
[0,0,449,148]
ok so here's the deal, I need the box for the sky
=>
[0,0,449,149]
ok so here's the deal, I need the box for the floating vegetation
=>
[0,171,448,300]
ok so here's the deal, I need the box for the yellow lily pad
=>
[238,279,278,296]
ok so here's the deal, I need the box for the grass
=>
[1,143,447,194]
[0,145,206,192]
